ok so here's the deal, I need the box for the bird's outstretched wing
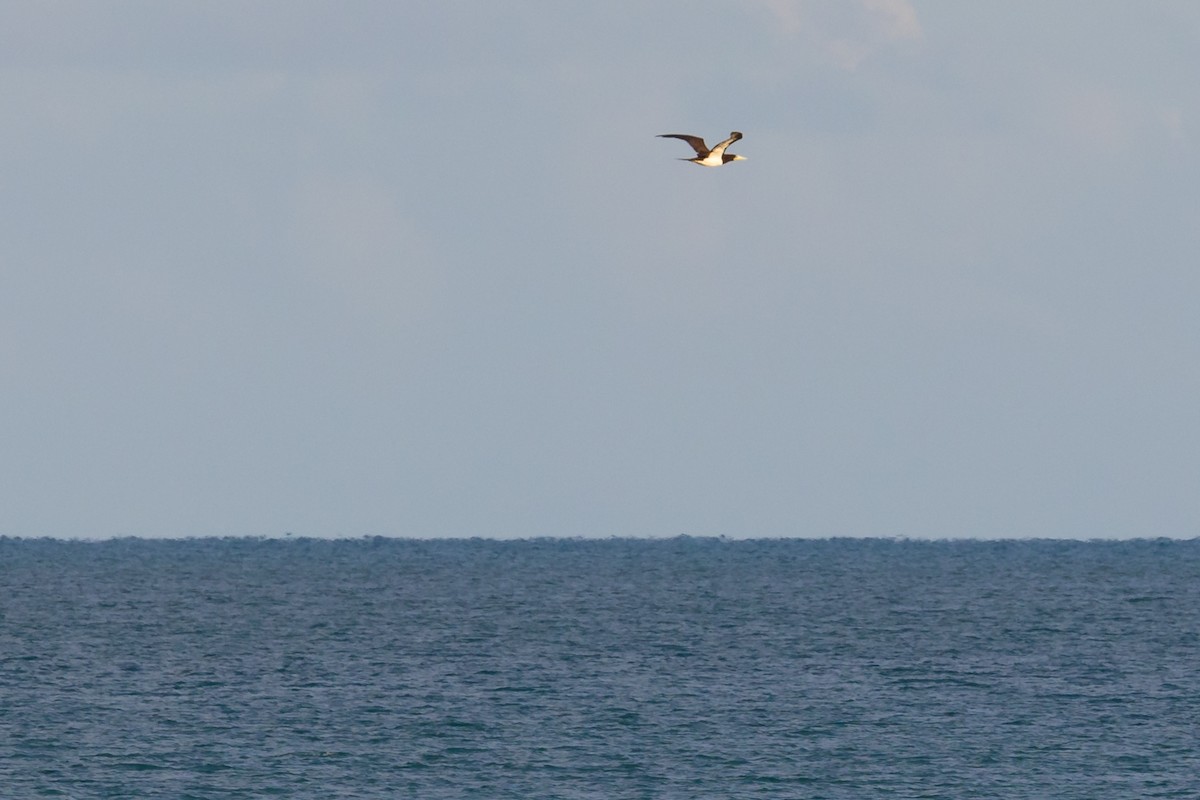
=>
[708,131,743,159]
[657,134,709,157]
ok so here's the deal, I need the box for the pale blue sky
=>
[3,2,1198,538]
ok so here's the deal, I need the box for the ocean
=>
[2,537,1198,798]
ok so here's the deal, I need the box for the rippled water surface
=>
[2,537,1198,798]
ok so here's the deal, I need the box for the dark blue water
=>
[2,537,1198,798]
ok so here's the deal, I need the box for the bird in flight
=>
[657,131,746,167]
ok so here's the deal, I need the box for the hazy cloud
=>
[862,0,921,41]
[756,0,921,68]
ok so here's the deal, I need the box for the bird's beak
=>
[734,155,747,161]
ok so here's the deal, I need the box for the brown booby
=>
[657,131,746,167]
